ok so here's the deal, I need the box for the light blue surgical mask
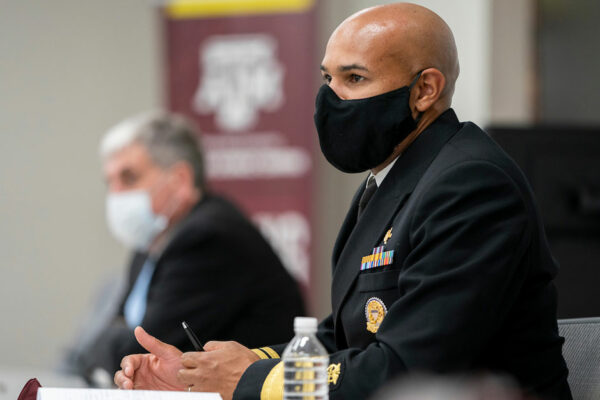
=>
[106,190,168,251]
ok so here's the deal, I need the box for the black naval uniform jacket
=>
[234,109,571,400]
[80,194,305,376]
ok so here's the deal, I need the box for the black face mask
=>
[314,72,421,173]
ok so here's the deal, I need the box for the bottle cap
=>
[294,316,318,332]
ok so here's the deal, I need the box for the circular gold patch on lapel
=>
[365,297,387,333]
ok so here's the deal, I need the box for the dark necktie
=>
[358,175,377,218]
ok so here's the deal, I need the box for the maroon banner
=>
[164,3,317,289]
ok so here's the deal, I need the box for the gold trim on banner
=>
[165,0,315,18]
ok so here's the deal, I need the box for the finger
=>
[120,354,143,378]
[181,352,203,368]
[134,326,182,359]
[114,370,134,390]
[203,340,227,351]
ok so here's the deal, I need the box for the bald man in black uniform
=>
[114,3,572,400]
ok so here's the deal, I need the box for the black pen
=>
[182,321,204,351]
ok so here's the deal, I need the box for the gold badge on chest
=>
[365,297,387,333]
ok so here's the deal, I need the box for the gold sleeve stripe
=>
[260,347,280,359]
[260,361,284,400]
[252,348,270,360]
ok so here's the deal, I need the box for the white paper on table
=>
[36,388,222,400]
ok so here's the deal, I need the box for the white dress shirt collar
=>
[367,155,400,188]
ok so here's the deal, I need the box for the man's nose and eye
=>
[321,72,365,85]
[106,170,141,192]
[320,71,367,101]
[120,169,141,187]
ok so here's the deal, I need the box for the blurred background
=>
[1,0,599,377]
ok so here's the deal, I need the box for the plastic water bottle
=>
[283,317,329,400]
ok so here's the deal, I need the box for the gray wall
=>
[538,1,600,124]
[0,0,160,367]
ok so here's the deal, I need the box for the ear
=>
[411,68,446,113]
[170,161,196,194]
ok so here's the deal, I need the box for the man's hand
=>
[114,326,185,391]
[177,341,261,400]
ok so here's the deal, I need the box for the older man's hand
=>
[114,326,185,391]
[177,341,261,400]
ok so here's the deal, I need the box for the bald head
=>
[321,2,459,107]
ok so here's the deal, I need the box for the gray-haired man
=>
[76,111,304,382]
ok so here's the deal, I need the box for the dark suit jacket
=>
[81,194,305,376]
[235,110,571,400]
